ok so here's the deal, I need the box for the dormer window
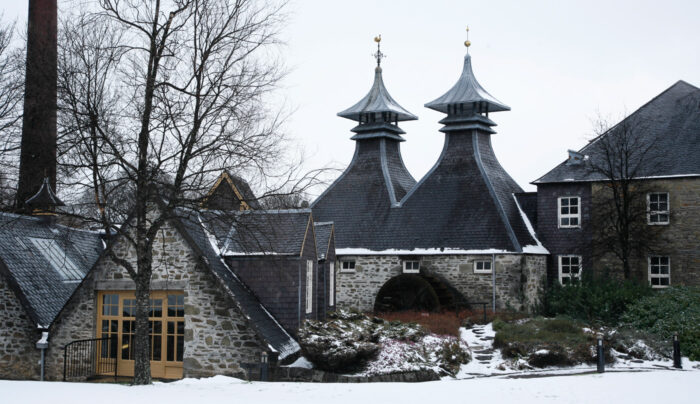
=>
[558,197,581,228]
[403,260,420,274]
[566,150,585,166]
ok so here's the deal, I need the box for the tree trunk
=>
[132,248,152,384]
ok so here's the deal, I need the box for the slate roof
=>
[174,209,300,359]
[201,209,313,256]
[311,137,417,249]
[534,81,700,184]
[202,171,261,210]
[338,66,417,123]
[313,222,333,260]
[313,50,541,253]
[426,54,510,114]
[0,212,103,327]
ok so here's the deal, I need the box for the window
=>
[340,260,356,272]
[648,256,671,288]
[306,260,313,314]
[648,192,670,225]
[558,197,581,228]
[96,291,184,379]
[329,263,335,306]
[558,255,582,284]
[28,237,83,281]
[403,260,420,274]
[473,260,492,274]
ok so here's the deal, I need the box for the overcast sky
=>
[3,0,700,194]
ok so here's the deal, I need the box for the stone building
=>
[312,41,548,313]
[0,176,337,380]
[533,80,700,287]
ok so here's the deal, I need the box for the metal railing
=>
[63,337,117,381]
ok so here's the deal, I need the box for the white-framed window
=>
[558,255,582,285]
[306,260,313,314]
[648,256,671,288]
[340,260,356,273]
[329,262,335,306]
[403,260,420,274]
[647,192,670,225]
[473,260,492,274]
[558,196,581,228]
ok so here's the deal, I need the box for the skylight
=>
[28,237,83,281]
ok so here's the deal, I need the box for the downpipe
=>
[36,331,49,381]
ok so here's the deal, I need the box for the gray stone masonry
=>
[45,221,266,380]
[335,254,546,313]
[0,275,41,380]
[591,178,700,286]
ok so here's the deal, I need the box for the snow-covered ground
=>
[2,371,699,404]
[458,323,699,378]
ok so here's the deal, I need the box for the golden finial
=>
[373,34,385,67]
[464,26,471,48]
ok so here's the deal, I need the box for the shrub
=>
[493,316,611,367]
[543,275,652,325]
[621,287,700,361]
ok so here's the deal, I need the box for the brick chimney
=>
[16,0,58,212]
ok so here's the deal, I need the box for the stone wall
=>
[591,178,700,286]
[45,220,266,380]
[0,274,41,380]
[335,254,546,313]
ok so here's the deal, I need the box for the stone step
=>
[473,349,494,354]
[475,355,493,360]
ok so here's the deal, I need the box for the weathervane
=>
[464,26,471,54]
[373,34,385,67]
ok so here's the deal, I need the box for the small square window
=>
[340,260,356,272]
[473,260,492,274]
[558,197,581,228]
[647,193,670,225]
[648,256,671,288]
[558,255,582,285]
[403,260,420,273]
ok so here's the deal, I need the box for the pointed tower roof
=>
[425,53,509,113]
[25,177,64,213]
[338,36,417,123]
[425,30,509,114]
[338,66,418,122]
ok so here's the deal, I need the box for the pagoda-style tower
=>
[393,37,537,252]
[16,0,58,211]
[312,36,418,249]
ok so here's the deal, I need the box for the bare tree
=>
[0,17,24,210]
[55,0,317,384]
[587,115,666,279]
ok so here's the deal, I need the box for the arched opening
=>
[373,274,440,312]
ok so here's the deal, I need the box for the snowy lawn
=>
[2,371,698,404]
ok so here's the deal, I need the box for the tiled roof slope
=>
[311,137,416,249]
[535,81,700,184]
[385,133,537,252]
[201,209,312,256]
[174,209,300,359]
[313,222,333,260]
[0,212,103,327]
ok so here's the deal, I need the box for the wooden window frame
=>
[340,260,356,273]
[96,290,184,379]
[647,192,670,225]
[402,260,420,274]
[648,256,671,289]
[558,255,582,285]
[558,196,581,228]
[473,260,493,274]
